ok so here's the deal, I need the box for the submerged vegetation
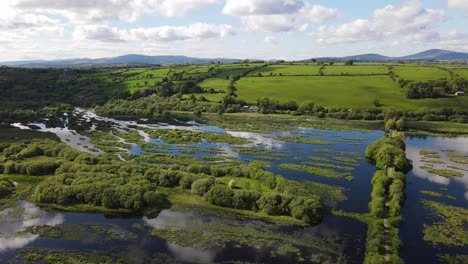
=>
[426,169,464,178]
[279,163,347,179]
[148,209,349,264]
[422,200,468,246]
[143,128,249,144]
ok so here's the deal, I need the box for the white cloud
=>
[448,0,468,10]
[74,23,235,42]
[241,15,298,32]
[264,36,279,44]
[402,30,468,50]
[314,0,445,44]
[73,25,124,42]
[12,0,220,23]
[157,0,221,17]
[0,12,62,32]
[0,3,64,36]
[223,1,340,32]
[223,0,304,15]
[300,4,341,24]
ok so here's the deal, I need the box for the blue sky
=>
[0,0,467,61]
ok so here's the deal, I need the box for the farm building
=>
[455,91,465,96]
[249,106,259,112]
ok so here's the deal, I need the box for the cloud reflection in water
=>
[0,201,64,252]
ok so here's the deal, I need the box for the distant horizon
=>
[3,48,468,64]
[1,0,467,61]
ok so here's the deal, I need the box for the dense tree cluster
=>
[1,139,323,224]
[257,98,299,114]
[365,137,412,173]
[1,140,96,176]
[364,135,409,264]
[398,76,468,99]
[0,177,14,198]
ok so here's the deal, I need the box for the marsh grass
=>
[422,200,468,246]
[426,169,464,178]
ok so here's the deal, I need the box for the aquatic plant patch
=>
[279,163,345,179]
[277,136,334,145]
[422,200,468,246]
[426,169,464,178]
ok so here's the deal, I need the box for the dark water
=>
[400,136,468,264]
[0,202,367,263]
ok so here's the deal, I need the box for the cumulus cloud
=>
[241,15,298,32]
[402,30,468,50]
[0,2,64,35]
[300,4,341,24]
[223,0,340,32]
[448,0,468,10]
[223,0,304,15]
[314,0,446,43]
[74,23,235,42]
[13,0,220,23]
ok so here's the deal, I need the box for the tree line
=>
[364,135,411,263]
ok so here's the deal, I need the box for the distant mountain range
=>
[314,49,468,62]
[1,49,467,68]
[0,55,242,68]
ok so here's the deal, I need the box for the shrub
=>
[187,164,211,175]
[257,194,283,215]
[385,119,396,131]
[158,171,181,187]
[289,196,322,224]
[232,190,261,210]
[369,197,385,218]
[16,144,43,159]
[179,173,197,189]
[191,177,215,196]
[101,188,121,209]
[143,191,165,207]
[395,118,406,131]
[144,168,161,183]
[206,184,234,207]
[0,178,14,198]
[366,137,412,173]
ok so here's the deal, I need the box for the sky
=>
[0,0,467,61]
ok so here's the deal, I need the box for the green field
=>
[234,76,468,110]
[323,65,389,75]
[393,65,450,81]
[1,62,467,114]
[252,64,321,76]
[451,68,468,78]
[198,78,230,91]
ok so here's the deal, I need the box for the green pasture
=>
[198,78,230,92]
[252,64,321,76]
[393,65,450,81]
[323,65,389,75]
[235,76,468,110]
[450,68,468,78]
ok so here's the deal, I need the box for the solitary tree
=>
[344,59,354,66]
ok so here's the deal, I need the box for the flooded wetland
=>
[1,110,467,263]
